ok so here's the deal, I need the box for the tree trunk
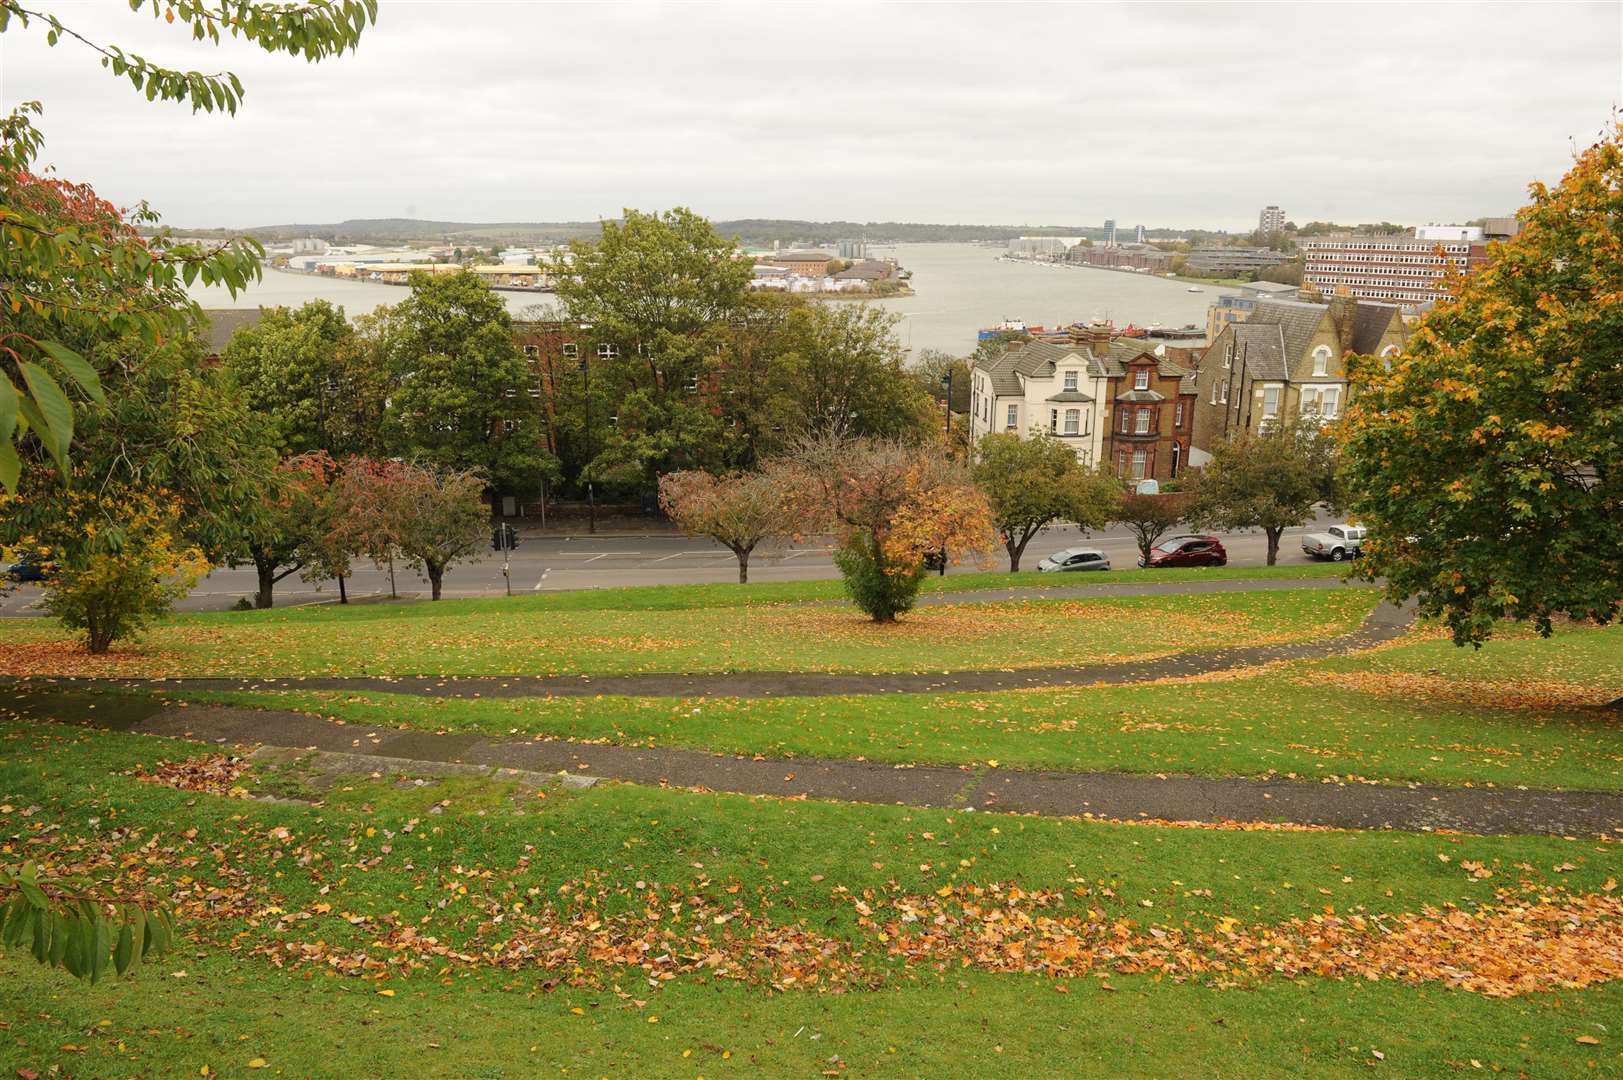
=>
[1265,527,1282,565]
[1006,527,1037,573]
[387,553,397,599]
[337,573,348,604]
[427,563,444,601]
[254,560,277,609]
[733,544,752,584]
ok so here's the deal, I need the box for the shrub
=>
[834,532,924,621]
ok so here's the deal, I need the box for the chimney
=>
[1327,296,1357,350]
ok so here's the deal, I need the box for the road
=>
[1,510,1346,615]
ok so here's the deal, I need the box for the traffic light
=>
[491,524,519,551]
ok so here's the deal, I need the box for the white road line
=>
[582,552,643,563]
[532,568,550,590]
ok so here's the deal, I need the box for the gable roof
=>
[973,339,1093,396]
[1348,301,1403,355]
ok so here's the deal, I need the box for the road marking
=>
[532,568,550,591]
[582,552,643,563]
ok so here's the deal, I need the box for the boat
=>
[1186,286,1203,293]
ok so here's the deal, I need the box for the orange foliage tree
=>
[1341,127,1623,644]
[786,434,993,621]
[658,465,803,583]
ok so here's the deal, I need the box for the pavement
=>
[0,512,1352,614]
[49,690,1623,838]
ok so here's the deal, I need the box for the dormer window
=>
[1063,370,1078,392]
[1133,369,1149,391]
[1312,345,1331,377]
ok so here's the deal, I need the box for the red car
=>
[1139,535,1227,568]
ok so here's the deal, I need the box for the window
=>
[1220,381,1228,404]
[1170,443,1180,477]
[1174,402,1184,426]
[522,344,539,358]
[502,419,517,432]
[1131,449,1147,479]
[562,342,578,358]
[1312,346,1331,377]
[1005,404,1018,430]
[1064,408,1079,435]
[1119,409,1130,434]
[1135,408,1151,434]
[1063,370,1078,392]
[1301,386,1342,419]
[1049,409,1058,432]
[1134,369,1149,391]
[1209,381,1218,405]
[1261,385,1281,418]
[503,387,516,398]
[597,343,618,359]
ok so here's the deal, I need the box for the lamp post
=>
[578,357,595,534]
[938,368,953,576]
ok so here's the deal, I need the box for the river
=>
[186,242,1229,357]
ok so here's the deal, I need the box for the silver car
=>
[1036,547,1111,573]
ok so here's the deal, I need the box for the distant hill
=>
[163,217,1221,247]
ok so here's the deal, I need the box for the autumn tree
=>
[657,465,801,583]
[788,434,993,621]
[389,462,490,601]
[0,1,376,492]
[1342,128,1623,644]
[233,453,337,609]
[1114,491,1189,567]
[1186,417,1335,565]
[973,433,1121,571]
[329,456,407,598]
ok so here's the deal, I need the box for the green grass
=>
[0,584,1379,676]
[111,623,1622,791]
[1,722,1619,1077]
[4,956,1618,1079]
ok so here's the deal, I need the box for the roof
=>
[1348,301,1402,355]
[1238,300,1328,378]
[201,308,266,354]
[774,251,834,261]
[833,262,889,280]
[1045,390,1094,403]
[973,340,1093,396]
[1115,389,1165,403]
[1235,280,1299,297]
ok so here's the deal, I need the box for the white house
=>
[968,340,1111,464]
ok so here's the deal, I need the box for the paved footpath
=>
[70,700,1623,838]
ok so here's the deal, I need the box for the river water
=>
[186,242,1228,357]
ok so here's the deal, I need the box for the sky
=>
[4,1,1620,231]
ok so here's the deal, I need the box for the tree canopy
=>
[1187,418,1334,565]
[973,432,1120,571]
[1342,127,1623,644]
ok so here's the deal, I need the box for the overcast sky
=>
[4,1,1619,230]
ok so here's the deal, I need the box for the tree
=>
[974,433,1121,571]
[221,300,385,457]
[913,349,972,416]
[390,462,489,601]
[376,271,554,496]
[788,435,993,621]
[658,466,801,583]
[40,488,209,653]
[1114,491,1189,567]
[234,453,336,609]
[767,303,936,442]
[329,456,407,599]
[1186,418,1334,565]
[1341,128,1623,645]
[0,0,377,490]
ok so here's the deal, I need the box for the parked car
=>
[1036,547,1111,573]
[1301,523,1366,562]
[5,556,58,583]
[1139,535,1227,568]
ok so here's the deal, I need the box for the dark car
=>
[1035,547,1111,573]
[1139,535,1227,568]
[5,556,58,583]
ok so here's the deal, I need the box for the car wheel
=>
[1330,548,1345,562]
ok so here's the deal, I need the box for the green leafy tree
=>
[974,433,1121,571]
[767,303,935,442]
[232,452,336,609]
[1186,418,1335,565]
[377,271,555,497]
[221,300,385,457]
[1342,128,1623,645]
[0,0,377,490]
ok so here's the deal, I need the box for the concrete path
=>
[42,591,1410,701]
[67,699,1623,838]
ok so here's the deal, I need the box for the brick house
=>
[1101,341,1200,482]
[1188,297,1405,463]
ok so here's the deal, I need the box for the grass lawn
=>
[95,622,1621,792]
[0,583,1379,677]
[1,722,1619,1078]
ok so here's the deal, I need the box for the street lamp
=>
[940,369,953,437]
[578,357,595,534]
